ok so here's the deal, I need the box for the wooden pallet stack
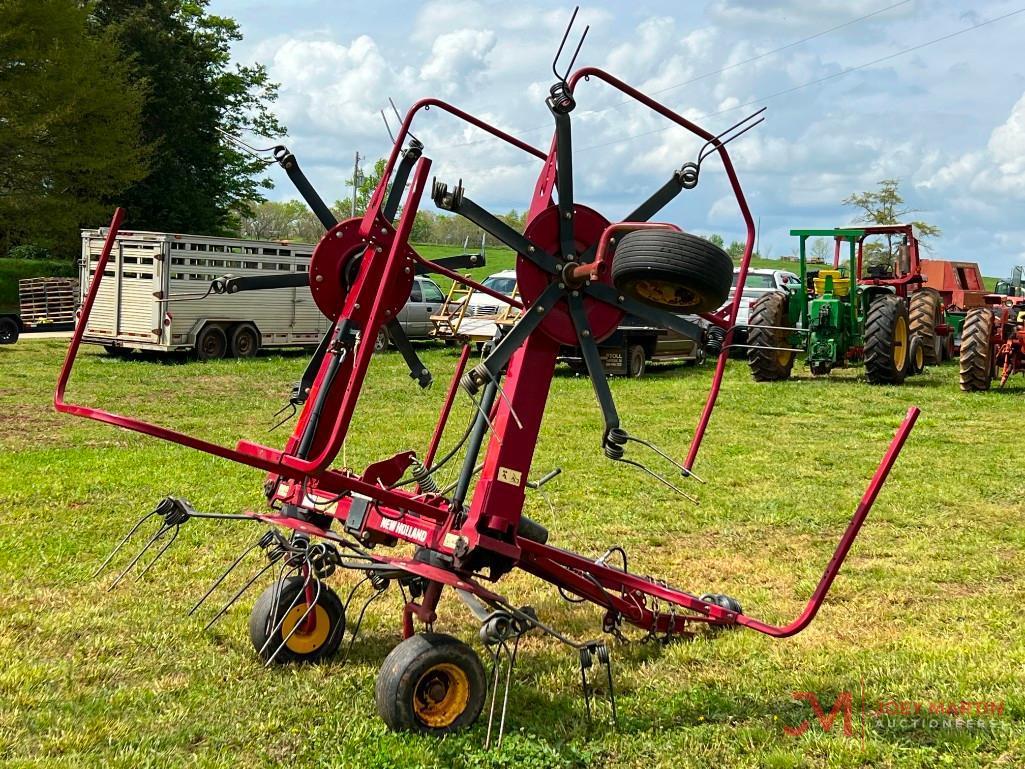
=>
[19,277,79,326]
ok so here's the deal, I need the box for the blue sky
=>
[209,0,1025,277]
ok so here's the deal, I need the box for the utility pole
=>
[351,151,362,218]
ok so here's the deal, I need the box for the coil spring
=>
[603,427,629,461]
[369,570,389,591]
[410,458,441,495]
[460,363,489,397]
[705,325,726,357]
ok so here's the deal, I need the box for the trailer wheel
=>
[864,294,910,385]
[248,577,346,664]
[196,325,227,361]
[959,307,994,392]
[909,289,943,364]
[374,326,390,353]
[230,324,260,358]
[0,317,19,345]
[376,633,486,734]
[611,230,732,313]
[747,292,795,381]
[627,344,646,377]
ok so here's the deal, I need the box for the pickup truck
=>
[0,302,21,344]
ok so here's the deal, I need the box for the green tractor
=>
[747,226,933,384]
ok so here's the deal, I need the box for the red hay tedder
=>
[56,12,919,742]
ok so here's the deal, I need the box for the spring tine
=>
[106,524,171,591]
[135,524,181,581]
[93,510,159,577]
[266,578,321,666]
[551,6,579,81]
[621,458,699,505]
[697,107,767,166]
[484,640,505,750]
[493,379,524,430]
[341,583,388,665]
[257,568,312,659]
[468,393,502,447]
[202,558,279,631]
[497,636,520,748]
[564,24,589,78]
[188,539,265,616]
[626,435,706,484]
[381,109,396,145]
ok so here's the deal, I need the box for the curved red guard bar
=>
[566,67,758,471]
[366,97,549,231]
[737,406,920,637]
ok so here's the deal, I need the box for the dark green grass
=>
[0,259,78,310]
[1,339,1024,768]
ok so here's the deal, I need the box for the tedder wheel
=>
[0,317,19,345]
[196,325,227,361]
[959,307,994,392]
[909,289,943,364]
[627,344,646,378]
[248,577,346,664]
[864,294,911,385]
[611,230,733,313]
[374,326,390,353]
[747,292,795,381]
[229,324,260,358]
[375,633,487,734]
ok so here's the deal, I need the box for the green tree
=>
[707,233,725,249]
[843,179,940,266]
[0,0,149,257]
[91,0,283,235]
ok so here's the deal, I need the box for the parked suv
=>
[374,276,447,351]
[721,268,800,352]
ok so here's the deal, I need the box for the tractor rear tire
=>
[747,292,795,381]
[909,289,943,364]
[959,307,994,392]
[611,230,732,313]
[864,294,910,385]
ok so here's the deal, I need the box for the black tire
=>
[0,317,19,345]
[626,344,646,377]
[248,577,346,664]
[909,289,943,364]
[611,230,732,313]
[196,325,227,361]
[517,514,549,544]
[375,633,487,734]
[103,345,125,358]
[747,292,795,381]
[959,307,994,392]
[374,327,390,353]
[864,294,911,385]
[229,324,260,358]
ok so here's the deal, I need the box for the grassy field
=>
[1,338,1024,768]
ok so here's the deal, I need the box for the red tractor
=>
[959,302,1025,391]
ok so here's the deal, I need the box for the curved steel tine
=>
[497,636,520,748]
[188,538,265,616]
[107,524,170,591]
[552,6,580,81]
[697,107,767,166]
[214,126,282,163]
[257,567,312,659]
[201,558,278,631]
[341,582,388,665]
[93,509,158,577]
[484,638,507,750]
[621,458,698,505]
[468,392,502,447]
[266,577,321,666]
[626,434,706,483]
[389,97,420,145]
[135,524,181,581]
[381,109,396,145]
[564,24,589,78]
[493,379,523,430]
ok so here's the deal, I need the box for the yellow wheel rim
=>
[893,316,908,370]
[776,345,794,367]
[279,604,330,654]
[632,279,698,309]
[413,662,470,728]
[913,339,924,370]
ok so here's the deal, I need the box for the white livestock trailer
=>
[79,228,325,359]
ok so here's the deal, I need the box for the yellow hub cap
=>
[413,663,470,728]
[279,604,330,654]
[632,279,698,308]
[893,316,908,370]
